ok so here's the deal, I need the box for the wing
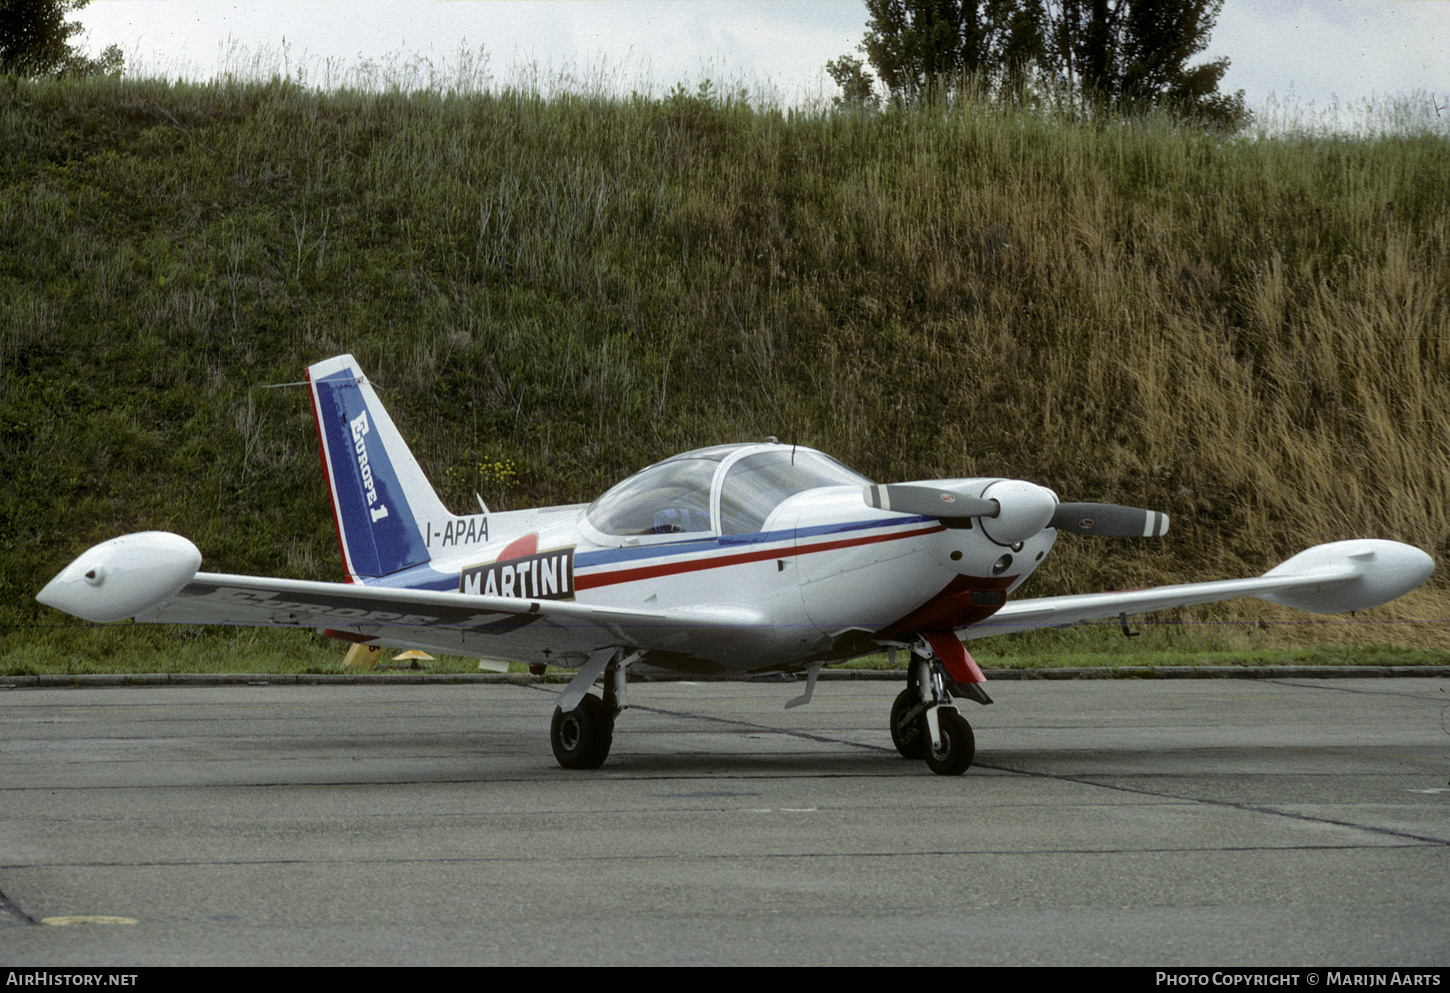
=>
[36,532,772,669]
[965,539,1434,639]
[138,572,774,667]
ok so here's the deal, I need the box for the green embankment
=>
[3,74,1448,675]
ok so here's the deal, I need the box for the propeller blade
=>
[1050,503,1170,538]
[862,484,997,520]
[866,483,1168,542]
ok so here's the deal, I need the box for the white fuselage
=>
[408,480,1058,672]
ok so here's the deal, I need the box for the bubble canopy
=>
[585,444,873,537]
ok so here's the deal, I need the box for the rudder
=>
[307,354,450,581]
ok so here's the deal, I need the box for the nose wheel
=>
[923,708,974,775]
[891,648,979,775]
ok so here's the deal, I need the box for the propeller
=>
[861,483,997,519]
[864,481,1169,544]
[1050,502,1169,538]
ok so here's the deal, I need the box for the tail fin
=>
[307,354,451,581]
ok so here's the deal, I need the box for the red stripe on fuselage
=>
[572,523,945,591]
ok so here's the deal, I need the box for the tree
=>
[825,53,879,110]
[834,0,1042,107]
[828,0,1247,127]
[1039,0,1244,126]
[0,0,123,77]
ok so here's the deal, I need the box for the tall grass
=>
[2,69,1447,667]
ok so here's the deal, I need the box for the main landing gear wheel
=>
[890,686,926,759]
[924,709,975,776]
[551,693,615,769]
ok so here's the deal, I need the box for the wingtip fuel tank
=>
[37,531,202,623]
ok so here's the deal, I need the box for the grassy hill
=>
[3,73,1448,669]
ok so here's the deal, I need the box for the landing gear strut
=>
[549,650,635,770]
[891,643,981,776]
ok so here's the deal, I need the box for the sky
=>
[74,1,1450,127]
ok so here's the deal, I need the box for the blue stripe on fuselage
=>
[358,516,935,595]
[572,515,931,570]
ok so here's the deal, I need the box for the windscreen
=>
[718,450,872,535]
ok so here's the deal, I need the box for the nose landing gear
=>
[889,640,986,776]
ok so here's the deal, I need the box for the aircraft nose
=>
[979,480,1057,546]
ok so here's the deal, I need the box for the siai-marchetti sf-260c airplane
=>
[39,354,1435,774]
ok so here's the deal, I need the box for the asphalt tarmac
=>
[2,675,1447,967]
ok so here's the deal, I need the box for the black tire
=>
[924,709,975,776]
[550,693,615,769]
[890,686,925,759]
